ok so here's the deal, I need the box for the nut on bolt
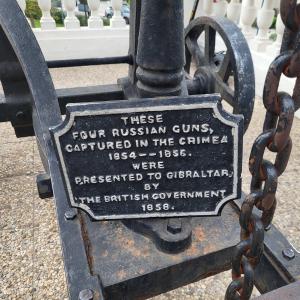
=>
[36,173,53,199]
[282,247,295,260]
[65,209,77,220]
[78,289,94,300]
[167,218,182,234]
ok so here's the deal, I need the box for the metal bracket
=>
[123,218,192,254]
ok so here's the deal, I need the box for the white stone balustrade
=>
[266,13,285,56]
[63,0,80,29]
[227,0,241,24]
[203,0,213,16]
[16,0,26,13]
[212,0,228,17]
[111,0,126,28]
[240,0,257,38]
[88,0,103,28]
[38,0,56,30]
[251,0,275,51]
[12,0,298,113]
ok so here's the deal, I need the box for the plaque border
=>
[51,95,243,220]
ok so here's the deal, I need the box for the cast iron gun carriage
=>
[0,0,300,299]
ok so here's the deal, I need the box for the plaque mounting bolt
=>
[282,247,295,260]
[65,209,77,220]
[282,248,295,260]
[78,289,94,300]
[264,224,272,231]
[167,219,182,234]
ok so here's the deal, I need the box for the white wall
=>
[34,27,129,61]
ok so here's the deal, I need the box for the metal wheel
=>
[185,16,255,132]
[0,4,103,298]
[0,0,62,171]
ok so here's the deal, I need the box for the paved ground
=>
[0,65,299,299]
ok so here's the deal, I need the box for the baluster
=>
[63,0,80,29]
[227,0,241,24]
[266,13,285,56]
[213,0,228,17]
[38,0,56,30]
[88,0,103,28]
[252,0,275,51]
[240,0,257,38]
[111,0,126,28]
[273,0,280,10]
[203,0,213,16]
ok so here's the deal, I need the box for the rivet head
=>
[64,209,77,220]
[78,289,94,300]
[16,111,25,120]
[282,248,295,260]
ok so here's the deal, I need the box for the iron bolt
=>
[16,111,25,120]
[65,209,77,220]
[36,173,53,199]
[167,219,182,234]
[264,224,271,231]
[78,289,94,300]
[282,248,295,260]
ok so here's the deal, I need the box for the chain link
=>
[225,0,300,298]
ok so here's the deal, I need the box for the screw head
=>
[65,209,77,220]
[78,289,94,300]
[167,219,182,234]
[282,248,295,260]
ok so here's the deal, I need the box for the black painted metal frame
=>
[0,1,299,299]
[47,55,133,68]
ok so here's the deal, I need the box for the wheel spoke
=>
[204,25,216,65]
[212,72,235,106]
[186,36,205,69]
[218,51,232,82]
[185,16,255,131]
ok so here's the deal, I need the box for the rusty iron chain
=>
[225,1,300,299]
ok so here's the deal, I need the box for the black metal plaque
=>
[51,95,243,220]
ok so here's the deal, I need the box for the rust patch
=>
[185,243,200,256]
[78,212,95,274]
[138,268,145,275]
[124,238,135,248]
[203,243,216,255]
[193,226,205,242]
[116,269,127,280]
[114,233,147,257]
[101,250,109,258]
